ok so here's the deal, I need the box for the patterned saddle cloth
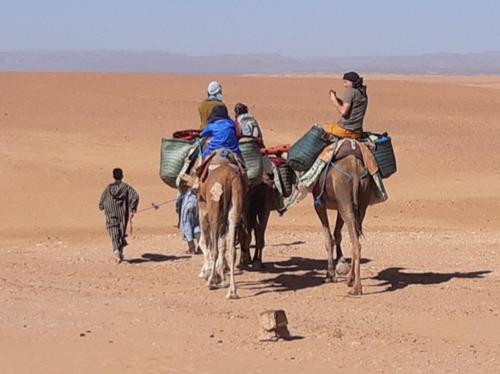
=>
[197,149,246,182]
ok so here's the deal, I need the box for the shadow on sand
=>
[370,267,491,294]
[240,256,372,297]
[240,258,490,297]
[127,253,190,264]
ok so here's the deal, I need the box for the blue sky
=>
[1,0,499,57]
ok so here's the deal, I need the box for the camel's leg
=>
[239,225,252,267]
[314,197,336,283]
[252,205,270,269]
[207,225,220,290]
[198,203,212,279]
[226,196,240,300]
[338,205,362,295]
[333,213,345,261]
[239,212,252,267]
[226,229,239,299]
[216,236,227,286]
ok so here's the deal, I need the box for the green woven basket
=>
[240,140,263,186]
[160,138,195,188]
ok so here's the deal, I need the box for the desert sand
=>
[1,72,499,373]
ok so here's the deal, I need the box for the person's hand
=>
[329,89,337,101]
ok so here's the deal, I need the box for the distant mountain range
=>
[1,50,500,75]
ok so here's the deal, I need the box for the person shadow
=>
[370,267,491,294]
[127,253,190,264]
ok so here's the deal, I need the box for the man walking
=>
[99,168,140,263]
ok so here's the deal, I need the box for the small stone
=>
[259,310,288,331]
[80,333,86,337]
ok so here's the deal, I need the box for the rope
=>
[136,198,178,213]
[128,197,178,236]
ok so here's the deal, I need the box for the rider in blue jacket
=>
[200,105,241,159]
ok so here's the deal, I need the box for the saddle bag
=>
[372,133,397,179]
[278,163,295,198]
[288,125,331,172]
[160,138,196,188]
[239,139,263,185]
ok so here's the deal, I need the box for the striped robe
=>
[99,182,139,258]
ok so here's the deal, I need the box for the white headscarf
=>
[207,81,223,101]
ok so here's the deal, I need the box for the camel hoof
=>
[252,261,264,270]
[238,260,251,269]
[348,288,363,296]
[324,276,333,283]
[219,281,229,289]
[226,292,239,300]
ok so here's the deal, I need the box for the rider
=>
[234,103,287,215]
[234,102,264,147]
[200,104,241,160]
[325,71,367,139]
[299,72,387,201]
[199,81,225,129]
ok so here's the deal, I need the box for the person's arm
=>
[330,90,351,116]
[128,186,140,215]
[98,188,107,210]
[200,123,214,138]
[234,119,243,138]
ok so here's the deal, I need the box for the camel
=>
[312,153,377,296]
[197,153,246,299]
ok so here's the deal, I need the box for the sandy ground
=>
[1,72,500,373]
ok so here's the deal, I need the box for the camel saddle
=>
[196,149,247,183]
[319,138,379,176]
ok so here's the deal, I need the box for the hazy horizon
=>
[2,49,500,59]
[2,0,500,57]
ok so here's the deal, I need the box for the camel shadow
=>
[246,256,371,274]
[371,267,492,294]
[240,256,372,297]
[127,253,190,264]
[241,271,325,297]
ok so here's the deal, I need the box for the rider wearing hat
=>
[198,81,225,129]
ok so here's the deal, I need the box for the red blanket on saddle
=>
[173,129,201,141]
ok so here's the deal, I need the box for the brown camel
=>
[239,182,278,269]
[312,154,376,295]
[197,156,246,299]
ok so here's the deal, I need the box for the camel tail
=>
[218,176,232,237]
[351,172,363,237]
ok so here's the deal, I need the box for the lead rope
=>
[128,197,178,236]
